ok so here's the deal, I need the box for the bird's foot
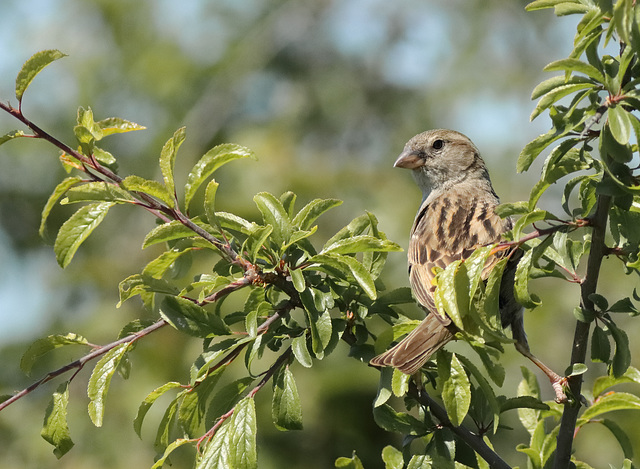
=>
[551,376,569,404]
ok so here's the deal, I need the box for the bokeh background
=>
[1,0,638,468]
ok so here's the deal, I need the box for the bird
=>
[369,129,567,403]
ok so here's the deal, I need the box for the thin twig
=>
[0,319,167,412]
[407,382,511,469]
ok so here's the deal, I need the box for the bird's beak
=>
[394,150,424,169]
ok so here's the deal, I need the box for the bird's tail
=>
[370,313,455,375]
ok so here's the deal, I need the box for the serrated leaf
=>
[179,368,225,438]
[87,343,131,427]
[54,202,114,268]
[21,333,89,375]
[184,143,255,211]
[227,397,258,469]
[61,181,134,204]
[0,129,26,146]
[321,235,401,255]
[440,352,471,426]
[253,192,292,248]
[96,117,146,136]
[121,175,175,207]
[142,218,216,248]
[206,377,254,426]
[133,381,182,438]
[580,392,640,421]
[544,58,605,82]
[15,49,66,101]
[272,366,303,431]
[292,198,343,230]
[41,381,74,458]
[159,295,230,338]
[159,127,186,199]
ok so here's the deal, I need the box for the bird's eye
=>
[432,139,445,150]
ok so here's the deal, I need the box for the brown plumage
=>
[370,129,566,402]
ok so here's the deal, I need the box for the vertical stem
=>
[553,188,611,469]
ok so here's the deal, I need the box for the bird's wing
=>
[408,193,511,315]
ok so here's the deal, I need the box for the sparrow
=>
[370,129,566,403]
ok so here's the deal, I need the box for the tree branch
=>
[0,319,167,412]
[553,188,612,469]
[408,382,511,469]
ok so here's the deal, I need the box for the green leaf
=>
[457,354,501,432]
[121,175,175,207]
[391,368,410,397]
[499,396,550,413]
[15,49,67,102]
[433,260,466,329]
[300,288,333,355]
[154,397,179,452]
[590,325,611,363]
[517,366,542,435]
[525,0,580,11]
[41,382,74,458]
[184,143,255,211]
[321,235,401,255]
[0,129,26,146]
[96,117,146,136]
[530,82,597,121]
[381,445,404,469]
[133,381,182,438]
[179,369,225,438]
[608,105,633,145]
[407,455,433,469]
[372,404,427,434]
[87,343,131,427]
[609,321,631,377]
[335,453,365,469]
[514,249,541,308]
[21,333,89,375]
[150,439,193,469]
[291,335,313,368]
[290,267,306,293]
[54,202,114,268]
[544,58,605,82]
[206,376,254,425]
[159,126,186,200]
[272,366,303,431]
[292,198,343,230]
[61,181,135,204]
[253,192,293,248]
[593,367,640,397]
[227,397,258,469]
[518,130,564,172]
[196,413,230,469]
[142,218,216,249]
[159,295,230,337]
[335,254,377,299]
[600,418,634,460]
[439,352,471,426]
[580,392,640,421]
[204,179,220,226]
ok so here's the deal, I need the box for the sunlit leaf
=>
[133,381,182,438]
[439,352,471,426]
[381,445,404,469]
[291,334,313,368]
[121,175,175,207]
[272,366,303,431]
[54,202,114,268]
[184,143,255,211]
[21,333,89,375]
[15,49,66,102]
[608,105,633,145]
[580,392,640,421]
[62,181,134,204]
[0,129,26,146]
[292,198,343,230]
[151,439,193,469]
[543,58,604,82]
[88,343,131,427]
[159,127,186,200]
[514,249,542,309]
[159,295,230,337]
[321,235,401,255]
[97,117,146,136]
[254,192,293,248]
[41,382,74,458]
